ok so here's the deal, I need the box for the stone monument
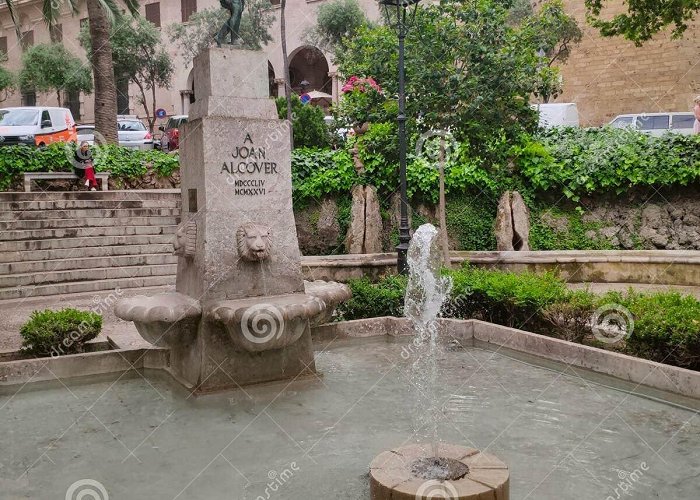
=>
[115,47,350,394]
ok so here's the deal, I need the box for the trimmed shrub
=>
[337,275,407,321]
[20,308,102,357]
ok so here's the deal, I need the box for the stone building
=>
[534,0,700,125]
[0,0,379,124]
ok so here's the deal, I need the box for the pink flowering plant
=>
[338,76,386,127]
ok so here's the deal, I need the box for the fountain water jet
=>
[369,224,509,500]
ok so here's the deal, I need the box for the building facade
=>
[0,0,380,125]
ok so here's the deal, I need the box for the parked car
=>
[609,112,695,136]
[532,103,580,128]
[75,119,154,149]
[0,107,77,146]
[159,115,187,152]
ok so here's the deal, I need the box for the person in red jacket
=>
[73,141,98,191]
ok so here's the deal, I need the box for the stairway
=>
[0,190,180,300]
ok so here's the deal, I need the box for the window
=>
[180,0,197,23]
[20,30,34,50]
[270,0,280,4]
[0,37,7,56]
[21,92,36,107]
[636,115,669,130]
[67,90,81,121]
[50,24,63,43]
[181,0,197,22]
[145,3,161,27]
[41,110,52,128]
[118,120,147,132]
[671,114,696,130]
[116,79,130,115]
[610,116,633,128]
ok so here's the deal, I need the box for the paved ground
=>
[1,282,699,353]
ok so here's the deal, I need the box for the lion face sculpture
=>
[237,223,272,262]
[173,220,197,258]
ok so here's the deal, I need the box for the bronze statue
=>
[215,0,245,47]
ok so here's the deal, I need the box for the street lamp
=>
[380,0,421,274]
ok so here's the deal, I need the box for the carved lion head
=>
[237,223,272,262]
[173,220,197,258]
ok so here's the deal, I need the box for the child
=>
[73,141,98,191]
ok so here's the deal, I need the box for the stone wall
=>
[533,0,700,125]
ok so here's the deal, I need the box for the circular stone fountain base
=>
[370,444,509,500]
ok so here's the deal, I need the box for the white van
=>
[533,103,580,128]
[609,112,695,136]
[0,107,77,147]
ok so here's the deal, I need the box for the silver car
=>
[75,120,154,149]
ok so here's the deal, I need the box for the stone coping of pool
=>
[303,250,700,285]
[1,317,699,405]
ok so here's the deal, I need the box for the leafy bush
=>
[0,142,179,190]
[276,96,331,149]
[20,308,102,357]
[291,147,358,205]
[337,275,407,320]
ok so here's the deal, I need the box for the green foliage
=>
[306,0,370,53]
[276,97,331,149]
[585,0,700,45]
[291,147,358,205]
[336,275,407,320]
[529,207,613,251]
[167,2,275,63]
[445,195,497,251]
[20,308,102,357]
[519,128,700,202]
[19,43,92,102]
[522,0,582,65]
[0,143,179,190]
[0,62,15,98]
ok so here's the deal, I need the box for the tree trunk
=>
[87,0,118,144]
[280,0,294,148]
[438,138,450,268]
[56,91,62,108]
[150,83,157,134]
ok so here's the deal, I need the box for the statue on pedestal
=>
[215,0,245,47]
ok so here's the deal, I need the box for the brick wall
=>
[535,0,700,125]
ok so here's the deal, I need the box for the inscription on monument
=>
[221,133,277,196]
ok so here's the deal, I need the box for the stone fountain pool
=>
[1,336,698,499]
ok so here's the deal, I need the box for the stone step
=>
[0,274,177,300]
[0,216,180,231]
[0,243,174,263]
[0,253,178,275]
[0,233,176,252]
[0,224,177,242]
[0,263,177,288]
[0,207,181,220]
[0,198,180,211]
[0,189,180,202]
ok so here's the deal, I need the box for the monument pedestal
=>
[115,47,350,394]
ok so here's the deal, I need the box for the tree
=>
[280,0,294,147]
[275,97,330,148]
[523,0,582,67]
[0,55,15,102]
[305,0,369,54]
[81,17,174,133]
[168,1,274,64]
[585,0,700,45]
[19,43,92,107]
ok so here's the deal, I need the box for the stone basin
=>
[113,292,201,348]
[207,280,351,353]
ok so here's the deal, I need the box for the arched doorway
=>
[288,46,331,95]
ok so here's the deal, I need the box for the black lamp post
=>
[379,0,421,275]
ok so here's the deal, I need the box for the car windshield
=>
[0,109,40,126]
[118,121,146,132]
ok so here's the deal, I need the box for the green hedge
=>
[20,308,102,357]
[339,267,700,371]
[0,143,179,190]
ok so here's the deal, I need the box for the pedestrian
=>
[693,95,700,135]
[74,141,98,191]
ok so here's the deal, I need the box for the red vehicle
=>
[159,115,187,152]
